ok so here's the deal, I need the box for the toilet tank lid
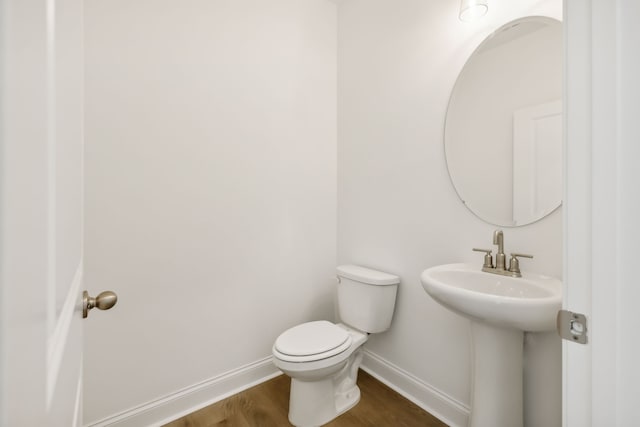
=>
[336,265,399,286]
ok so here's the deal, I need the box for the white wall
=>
[337,0,562,425]
[83,0,336,423]
[84,0,565,425]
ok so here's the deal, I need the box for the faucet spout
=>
[493,230,506,270]
[493,230,504,254]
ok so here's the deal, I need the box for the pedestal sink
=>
[420,263,561,427]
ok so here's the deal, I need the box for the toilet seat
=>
[274,321,352,363]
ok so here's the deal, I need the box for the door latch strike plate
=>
[557,310,588,344]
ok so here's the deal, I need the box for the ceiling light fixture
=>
[459,0,488,22]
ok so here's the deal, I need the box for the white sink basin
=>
[420,263,562,427]
[420,263,561,332]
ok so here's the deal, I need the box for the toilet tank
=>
[336,265,399,333]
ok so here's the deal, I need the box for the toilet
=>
[272,265,399,427]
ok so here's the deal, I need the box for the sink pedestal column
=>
[470,322,523,427]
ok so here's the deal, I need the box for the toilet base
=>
[335,381,361,416]
[287,347,364,427]
[288,378,360,427]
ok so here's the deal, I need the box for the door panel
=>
[1,0,84,425]
[565,0,640,425]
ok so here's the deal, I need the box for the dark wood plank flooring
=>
[164,370,447,427]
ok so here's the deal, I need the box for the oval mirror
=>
[445,17,562,226]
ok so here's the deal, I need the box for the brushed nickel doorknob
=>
[83,290,118,318]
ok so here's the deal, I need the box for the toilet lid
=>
[275,320,351,358]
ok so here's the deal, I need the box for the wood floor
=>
[164,370,447,427]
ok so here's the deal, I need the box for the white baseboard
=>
[85,356,281,427]
[361,349,470,427]
[86,350,469,427]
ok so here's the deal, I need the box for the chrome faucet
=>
[473,230,533,277]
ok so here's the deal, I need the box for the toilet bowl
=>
[272,265,399,427]
[273,321,367,426]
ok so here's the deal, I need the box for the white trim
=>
[45,0,57,337]
[360,349,470,427]
[563,0,593,425]
[84,349,470,427]
[84,356,281,427]
[73,367,83,427]
[46,264,83,409]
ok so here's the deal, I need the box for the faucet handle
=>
[511,253,533,259]
[473,248,494,269]
[509,253,533,276]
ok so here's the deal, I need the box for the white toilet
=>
[272,265,399,427]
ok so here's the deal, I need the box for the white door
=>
[512,99,563,225]
[564,0,640,425]
[0,0,88,425]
